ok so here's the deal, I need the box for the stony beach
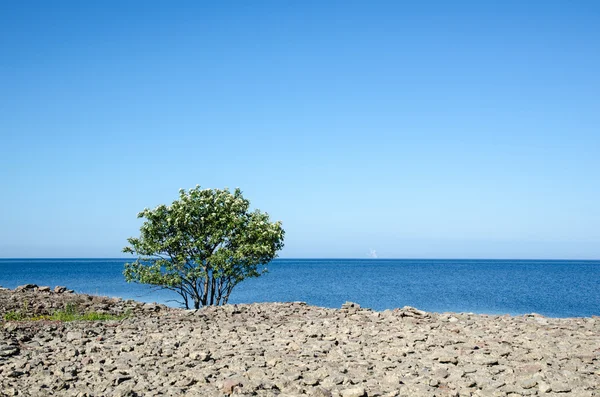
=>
[0,286,598,396]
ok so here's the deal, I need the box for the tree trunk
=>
[223,285,234,305]
[202,266,210,306]
[209,276,216,305]
[215,277,222,305]
[191,280,203,308]
[179,287,190,309]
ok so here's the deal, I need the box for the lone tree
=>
[123,186,284,309]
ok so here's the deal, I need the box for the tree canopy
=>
[123,186,285,309]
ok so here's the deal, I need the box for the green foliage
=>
[123,186,285,309]
[2,303,129,322]
[4,311,26,321]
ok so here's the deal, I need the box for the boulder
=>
[15,284,37,292]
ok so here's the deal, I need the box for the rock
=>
[312,387,333,397]
[399,306,427,317]
[81,357,94,365]
[520,378,537,389]
[66,331,83,342]
[381,374,401,386]
[538,382,552,393]
[433,368,449,379]
[439,356,458,364]
[0,345,19,357]
[189,350,211,361]
[38,286,51,292]
[0,288,598,397]
[15,283,37,292]
[222,377,243,394]
[54,286,67,293]
[342,301,361,309]
[302,372,321,386]
[475,356,499,366]
[288,341,301,351]
[113,374,133,385]
[550,382,571,393]
[519,363,543,374]
[143,303,161,312]
[245,367,266,381]
[3,323,18,332]
[341,387,367,397]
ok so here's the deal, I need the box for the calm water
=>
[0,258,598,317]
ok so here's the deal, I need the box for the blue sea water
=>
[0,258,598,318]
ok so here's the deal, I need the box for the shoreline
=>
[1,286,599,396]
[3,257,600,318]
[1,283,598,320]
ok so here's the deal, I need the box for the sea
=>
[1,258,598,318]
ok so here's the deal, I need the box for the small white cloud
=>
[368,249,378,259]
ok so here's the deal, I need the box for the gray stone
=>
[311,387,333,397]
[0,288,598,397]
[0,345,19,357]
[189,350,211,361]
[538,382,552,393]
[520,378,537,389]
[550,382,571,393]
[439,356,458,364]
[342,301,361,309]
[15,283,37,292]
[222,377,244,394]
[341,387,367,397]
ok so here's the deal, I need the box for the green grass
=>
[2,303,131,322]
[4,310,27,321]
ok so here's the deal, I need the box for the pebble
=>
[0,287,598,396]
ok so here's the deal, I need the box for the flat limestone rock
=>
[0,289,599,397]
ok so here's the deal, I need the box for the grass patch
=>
[2,303,131,322]
[4,310,27,321]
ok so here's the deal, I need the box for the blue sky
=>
[1,1,599,259]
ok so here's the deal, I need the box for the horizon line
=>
[1,257,599,261]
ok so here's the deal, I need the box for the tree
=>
[123,186,285,309]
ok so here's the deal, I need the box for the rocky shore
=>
[0,286,598,396]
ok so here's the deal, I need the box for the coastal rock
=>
[520,378,537,389]
[222,377,244,394]
[312,387,333,397]
[438,356,458,364]
[398,306,428,317]
[550,382,572,393]
[0,345,19,357]
[341,387,367,397]
[1,288,599,397]
[189,350,211,361]
[15,284,37,292]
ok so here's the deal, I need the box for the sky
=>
[1,1,599,259]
